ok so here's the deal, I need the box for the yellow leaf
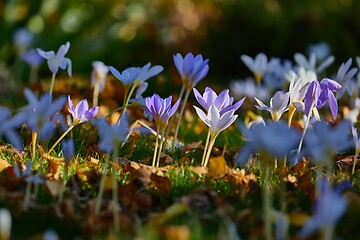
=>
[208,155,228,178]
[288,211,310,227]
[0,159,11,172]
[45,180,64,197]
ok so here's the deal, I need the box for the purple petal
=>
[328,90,338,119]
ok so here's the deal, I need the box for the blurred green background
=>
[0,0,359,94]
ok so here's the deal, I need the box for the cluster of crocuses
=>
[2,40,360,238]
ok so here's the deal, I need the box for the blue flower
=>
[240,53,278,84]
[299,178,347,238]
[91,61,109,92]
[304,78,341,119]
[145,94,180,129]
[61,139,74,165]
[109,63,163,87]
[96,115,129,154]
[67,96,99,125]
[335,58,358,98]
[22,89,66,141]
[21,49,44,67]
[235,121,300,166]
[37,42,72,76]
[0,106,26,150]
[173,53,209,89]
[294,52,334,74]
[303,120,352,165]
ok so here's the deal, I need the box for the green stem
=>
[322,224,334,240]
[118,86,130,123]
[297,101,315,155]
[49,73,56,101]
[152,125,160,167]
[93,82,100,107]
[173,88,191,148]
[23,181,32,210]
[48,125,75,155]
[95,154,111,215]
[112,144,120,233]
[263,166,272,240]
[203,135,217,168]
[31,131,37,160]
[352,149,359,175]
[201,130,211,166]
[165,85,185,141]
[156,127,166,168]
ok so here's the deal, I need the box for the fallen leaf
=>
[0,159,11,172]
[150,173,171,194]
[208,155,228,178]
[288,211,310,227]
[182,141,203,152]
[283,174,297,183]
[45,180,64,197]
[163,225,190,240]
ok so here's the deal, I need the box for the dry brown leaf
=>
[182,141,203,152]
[190,166,208,176]
[90,157,99,165]
[283,174,297,183]
[208,155,228,178]
[45,180,64,197]
[150,173,171,194]
[288,211,310,227]
[163,225,190,240]
[0,159,11,172]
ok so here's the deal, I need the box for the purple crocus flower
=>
[299,178,347,239]
[67,96,99,125]
[21,49,44,67]
[193,87,245,114]
[173,53,209,89]
[61,139,74,165]
[304,78,342,119]
[37,42,72,76]
[235,121,300,166]
[91,61,109,92]
[0,106,26,150]
[109,63,163,87]
[22,89,66,141]
[96,114,129,154]
[145,94,180,128]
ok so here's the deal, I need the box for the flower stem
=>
[49,73,56,101]
[152,125,160,167]
[48,125,75,155]
[263,166,272,240]
[31,131,37,160]
[173,88,191,148]
[352,149,359,175]
[201,130,211,166]
[297,101,315,155]
[23,180,32,210]
[112,144,120,233]
[95,154,111,215]
[203,135,217,168]
[156,127,166,168]
[93,82,100,107]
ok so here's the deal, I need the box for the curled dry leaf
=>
[0,159,11,172]
[208,155,228,178]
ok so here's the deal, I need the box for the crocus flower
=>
[230,78,269,101]
[195,104,238,138]
[299,178,347,239]
[37,41,72,77]
[109,63,163,87]
[91,61,109,92]
[240,53,278,84]
[303,120,352,165]
[303,78,342,119]
[67,96,99,125]
[22,89,66,141]
[173,53,209,89]
[306,42,331,62]
[145,94,181,167]
[96,115,129,154]
[61,139,74,165]
[254,91,289,121]
[0,106,26,150]
[236,121,300,166]
[145,94,181,129]
[193,87,245,114]
[21,49,44,67]
[335,58,358,98]
[13,28,33,53]
[294,52,334,74]
[351,125,360,174]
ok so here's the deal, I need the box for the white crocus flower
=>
[254,91,289,121]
